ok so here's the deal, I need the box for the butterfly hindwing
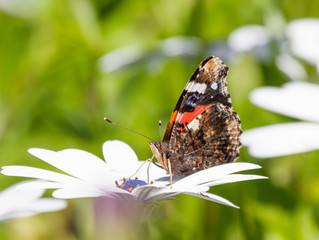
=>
[170,103,241,176]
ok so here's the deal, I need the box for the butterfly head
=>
[149,141,169,172]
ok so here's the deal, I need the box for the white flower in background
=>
[275,53,307,81]
[1,140,266,209]
[286,18,319,68]
[226,22,310,80]
[97,46,144,72]
[242,82,319,158]
[0,0,46,19]
[228,25,270,53]
[97,36,202,73]
[160,36,201,57]
[227,24,271,62]
[0,181,67,221]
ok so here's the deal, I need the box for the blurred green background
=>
[1,0,319,239]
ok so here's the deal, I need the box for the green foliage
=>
[0,0,319,239]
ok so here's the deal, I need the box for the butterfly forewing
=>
[150,56,242,177]
[162,57,217,142]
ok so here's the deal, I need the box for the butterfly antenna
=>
[104,117,156,142]
[158,120,162,141]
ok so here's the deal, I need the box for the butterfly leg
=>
[146,158,153,184]
[168,159,173,189]
[129,155,154,181]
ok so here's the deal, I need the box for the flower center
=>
[115,179,147,192]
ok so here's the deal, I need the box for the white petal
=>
[52,185,128,199]
[0,184,43,215]
[286,18,319,64]
[173,163,261,188]
[161,36,201,56]
[97,46,142,72]
[1,166,81,184]
[185,192,239,208]
[242,122,319,158]
[132,184,212,203]
[52,188,102,199]
[16,181,100,197]
[203,174,268,187]
[24,198,67,212]
[151,180,170,187]
[170,185,209,193]
[228,25,269,52]
[143,191,180,202]
[128,183,239,206]
[58,149,116,184]
[0,211,36,221]
[152,185,208,197]
[0,0,44,19]
[1,166,123,198]
[17,179,127,199]
[275,54,307,81]
[132,186,177,202]
[0,211,33,221]
[28,148,113,185]
[250,82,319,122]
[0,181,67,221]
[15,180,66,190]
[0,181,43,200]
[102,140,139,171]
[132,186,168,202]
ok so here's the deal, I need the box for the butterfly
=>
[149,56,242,177]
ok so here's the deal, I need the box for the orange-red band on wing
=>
[169,110,178,126]
[163,110,178,140]
[177,104,213,131]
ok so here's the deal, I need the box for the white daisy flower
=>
[228,25,270,53]
[275,53,307,81]
[242,82,319,158]
[0,181,67,221]
[286,18,319,66]
[1,140,266,209]
[97,36,202,74]
[0,0,46,19]
[160,36,201,57]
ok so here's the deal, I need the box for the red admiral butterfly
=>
[149,56,242,177]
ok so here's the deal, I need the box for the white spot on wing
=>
[187,115,202,131]
[211,82,218,90]
[187,118,200,130]
[190,83,207,93]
